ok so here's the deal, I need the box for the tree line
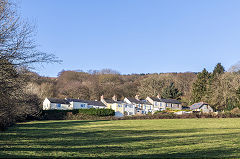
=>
[27,62,240,112]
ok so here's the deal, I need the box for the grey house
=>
[189,102,213,113]
[146,96,182,111]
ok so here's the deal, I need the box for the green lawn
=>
[1,119,240,158]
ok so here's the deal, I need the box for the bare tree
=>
[229,61,240,73]
[0,0,59,67]
[0,0,60,130]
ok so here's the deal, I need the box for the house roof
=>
[159,99,182,104]
[140,100,152,105]
[148,97,181,104]
[149,97,161,102]
[66,98,106,107]
[116,100,126,104]
[126,97,145,104]
[66,98,87,103]
[48,98,70,104]
[84,100,106,107]
[189,102,208,110]
[104,99,117,104]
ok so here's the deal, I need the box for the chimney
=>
[112,95,117,101]
[157,94,161,99]
[135,95,139,100]
[100,95,105,103]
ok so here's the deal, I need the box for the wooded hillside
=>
[27,63,240,111]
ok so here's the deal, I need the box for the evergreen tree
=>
[191,68,210,103]
[161,82,182,99]
[213,63,225,76]
[204,63,225,104]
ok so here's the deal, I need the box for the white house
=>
[43,98,71,110]
[124,96,153,114]
[66,98,107,109]
[189,102,214,113]
[123,103,135,116]
[65,98,89,109]
[146,97,166,112]
[146,96,182,112]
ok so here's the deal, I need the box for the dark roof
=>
[149,97,161,102]
[190,102,208,110]
[116,100,126,104]
[140,100,152,105]
[83,100,106,107]
[66,98,87,103]
[66,98,106,107]
[148,97,181,104]
[126,97,144,104]
[126,97,152,105]
[159,99,182,104]
[104,99,117,104]
[48,98,70,104]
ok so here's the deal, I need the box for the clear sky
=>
[20,0,240,77]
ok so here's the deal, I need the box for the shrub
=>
[231,108,240,114]
[77,108,115,116]
[42,108,115,120]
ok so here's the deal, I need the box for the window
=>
[118,104,122,107]
[81,104,85,107]
[57,104,61,108]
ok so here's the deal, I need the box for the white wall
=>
[49,103,71,110]
[201,105,213,113]
[70,102,88,109]
[124,104,135,115]
[43,98,51,110]
[91,105,106,109]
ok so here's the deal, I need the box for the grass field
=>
[1,119,240,158]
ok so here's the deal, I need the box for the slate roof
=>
[66,98,87,103]
[149,97,161,102]
[126,97,145,104]
[66,98,106,107]
[140,100,152,105]
[116,100,126,104]
[48,98,70,104]
[104,99,116,104]
[127,97,153,105]
[189,102,208,110]
[159,99,182,104]
[149,97,181,104]
[83,100,106,107]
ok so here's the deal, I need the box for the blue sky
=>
[20,0,240,77]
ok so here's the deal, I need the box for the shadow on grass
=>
[1,120,240,158]
[15,120,107,128]
[1,147,239,158]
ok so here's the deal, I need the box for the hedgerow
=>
[42,108,115,120]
